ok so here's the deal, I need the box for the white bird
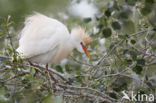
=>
[17,13,92,82]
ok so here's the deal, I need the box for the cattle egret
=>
[17,13,92,82]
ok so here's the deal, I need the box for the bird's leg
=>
[46,64,58,83]
[28,61,33,66]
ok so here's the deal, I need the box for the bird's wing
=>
[17,14,70,59]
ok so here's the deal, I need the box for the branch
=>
[57,83,118,102]
[97,39,125,66]
[70,56,94,67]
[55,88,115,103]
[129,28,153,37]
[96,63,137,80]
[24,63,69,83]
[96,28,154,66]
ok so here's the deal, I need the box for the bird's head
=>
[71,27,92,58]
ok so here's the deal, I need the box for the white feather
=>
[17,13,91,64]
[17,13,73,64]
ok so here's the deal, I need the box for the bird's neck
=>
[69,34,78,49]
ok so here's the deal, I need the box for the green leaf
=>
[123,49,129,55]
[119,11,129,19]
[141,4,152,15]
[68,78,74,83]
[24,82,31,89]
[96,24,104,29]
[76,71,81,75]
[65,64,72,73]
[130,39,136,44]
[5,73,12,79]
[109,44,115,50]
[83,18,92,23]
[141,0,154,15]
[0,56,10,62]
[132,65,143,74]
[146,81,153,88]
[0,87,9,102]
[129,50,137,60]
[55,65,64,73]
[3,46,12,53]
[123,20,135,34]
[75,76,82,83]
[118,34,129,39]
[109,93,117,99]
[111,21,121,30]
[120,82,128,90]
[126,59,132,65]
[113,87,121,92]
[102,28,112,38]
[30,68,35,76]
[145,0,154,4]
[43,95,63,103]
[91,84,96,89]
[137,59,145,66]
[129,51,136,55]
[0,30,2,34]
[105,8,112,17]
[125,0,136,6]
[145,75,148,81]
[69,76,82,83]
[13,54,17,62]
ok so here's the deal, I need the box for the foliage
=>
[0,0,156,103]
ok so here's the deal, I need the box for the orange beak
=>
[80,43,90,58]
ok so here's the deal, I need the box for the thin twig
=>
[54,88,116,103]
[96,63,137,80]
[96,28,154,66]
[25,63,69,83]
[70,56,94,67]
[129,28,153,37]
[57,83,117,102]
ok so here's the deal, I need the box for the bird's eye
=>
[80,42,83,45]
